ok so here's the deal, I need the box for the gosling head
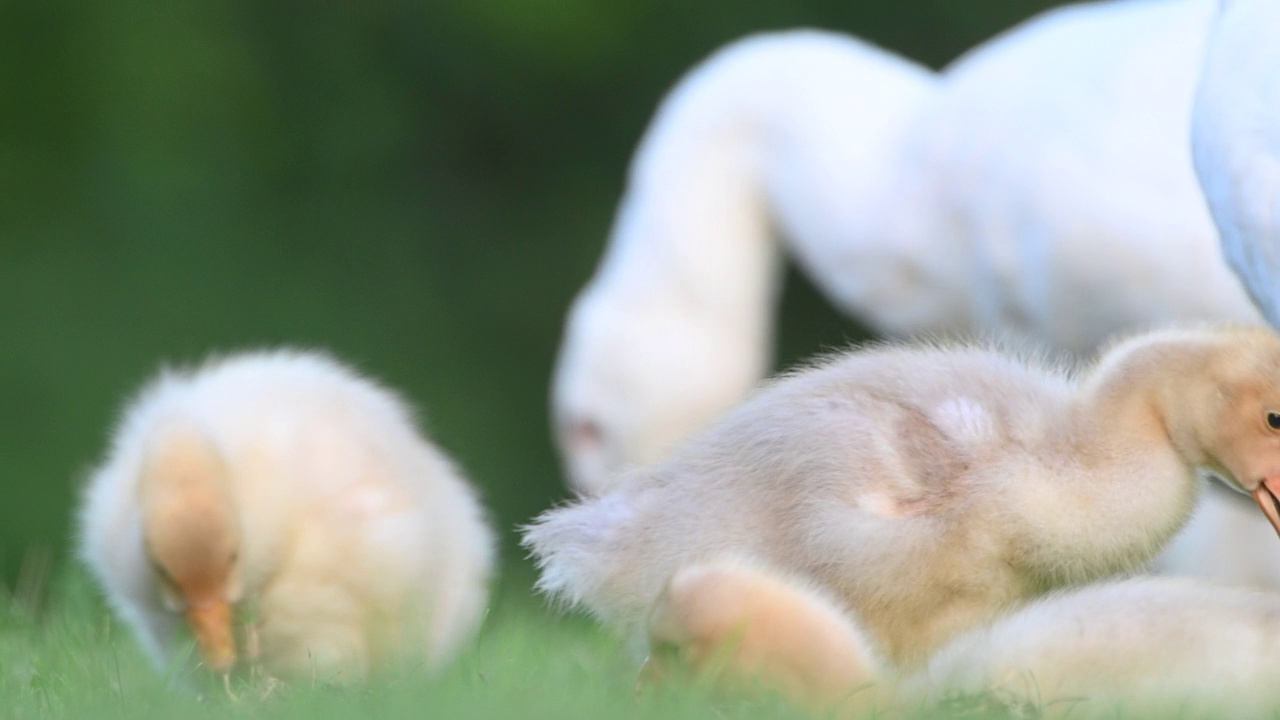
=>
[1182,330,1280,535]
[552,285,767,495]
[138,426,242,673]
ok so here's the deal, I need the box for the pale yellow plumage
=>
[78,350,495,682]
[646,564,1280,719]
[528,325,1280,671]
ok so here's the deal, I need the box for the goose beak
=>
[1251,477,1280,540]
[186,599,236,673]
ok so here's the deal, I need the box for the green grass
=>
[0,569,820,720]
[0,569,1241,720]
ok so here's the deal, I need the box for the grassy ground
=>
[0,568,820,720]
[2,567,1240,720]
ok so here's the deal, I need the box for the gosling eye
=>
[1266,411,1280,431]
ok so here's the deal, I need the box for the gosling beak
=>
[185,599,236,672]
[1251,477,1280,540]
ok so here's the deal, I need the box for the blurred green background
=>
[0,0,1065,591]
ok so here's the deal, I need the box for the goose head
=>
[1170,333,1280,534]
[138,426,243,672]
[552,282,769,496]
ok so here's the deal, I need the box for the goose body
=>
[78,350,495,681]
[927,0,1254,353]
[1193,0,1280,331]
[528,326,1280,667]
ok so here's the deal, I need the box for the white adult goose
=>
[528,326,1280,669]
[554,0,1275,590]
[78,350,495,681]
[553,0,1258,497]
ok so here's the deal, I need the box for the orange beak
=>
[185,599,236,672]
[1251,476,1280,540]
